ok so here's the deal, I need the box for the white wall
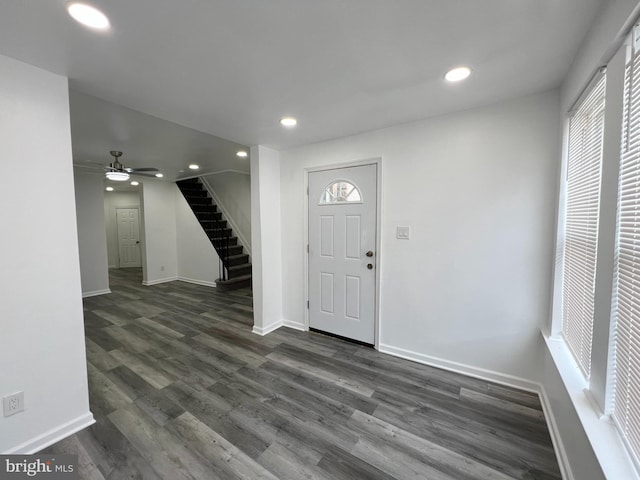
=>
[104,190,141,268]
[279,90,561,384]
[140,181,178,285]
[201,171,251,255]
[251,146,284,335]
[103,181,220,288]
[175,187,220,286]
[74,169,110,296]
[0,54,93,453]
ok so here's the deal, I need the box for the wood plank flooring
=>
[43,268,562,479]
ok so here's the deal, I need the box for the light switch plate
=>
[396,226,411,240]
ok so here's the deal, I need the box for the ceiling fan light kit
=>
[106,171,130,181]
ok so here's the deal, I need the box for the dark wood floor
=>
[43,268,562,479]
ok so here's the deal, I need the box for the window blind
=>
[562,73,606,377]
[612,48,640,460]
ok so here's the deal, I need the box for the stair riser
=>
[228,265,252,278]
[211,237,238,247]
[225,255,249,267]
[206,220,227,229]
[197,214,223,222]
[226,245,244,256]
[191,204,215,212]
[178,189,205,195]
[180,189,207,196]
[201,221,227,230]
[216,277,251,291]
[206,228,232,237]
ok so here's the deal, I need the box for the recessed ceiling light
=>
[444,66,471,82]
[236,150,248,158]
[67,3,110,30]
[105,186,114,192]
[131,181,139,186]
[280,117,297,127]
[155,173,164,178]
[189,164,199,170]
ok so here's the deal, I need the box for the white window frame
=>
[561,72,607,378]
[609,37,640,469]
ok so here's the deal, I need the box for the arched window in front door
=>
[319,180,362,205]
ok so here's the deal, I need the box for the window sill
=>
[543,332,638,480]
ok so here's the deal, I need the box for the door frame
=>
[115,206,142,268]
[303,157,382,349]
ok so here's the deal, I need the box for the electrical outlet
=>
[3,392,24,417]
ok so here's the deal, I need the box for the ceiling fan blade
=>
[73,162,106,171]
[125,167,159,173]
[131,172,159,177]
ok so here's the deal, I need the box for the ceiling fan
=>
[105,150,160,181]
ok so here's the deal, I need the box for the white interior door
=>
[116,208,141,268]
[308,164,377,344]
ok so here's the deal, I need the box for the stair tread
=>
[216,274,252,284]
[228,263,251,270]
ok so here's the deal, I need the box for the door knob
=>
[366,251,374,257]
[367,263,373,270]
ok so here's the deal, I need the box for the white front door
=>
[308,164,377,344]
[116,208,141,268]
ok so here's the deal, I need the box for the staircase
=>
[176,178,251,291]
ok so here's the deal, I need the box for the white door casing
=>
[116,208,141,268]
[308,164,377,344]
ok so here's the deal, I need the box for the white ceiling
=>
[0,0,603,161]
[70,91,250,179]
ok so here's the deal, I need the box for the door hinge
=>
[307,186,309,195]
[307,244,309,253]
[307,300,309,309]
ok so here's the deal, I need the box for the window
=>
[319,181,362,204]
[611,46,640,461]
[562,73,607,377]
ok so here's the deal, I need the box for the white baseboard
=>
[252,319,283,336]
[142,276,178,286]
[283,319,306,331]
[378,343,540,393]
[378,342,576,478]
[3,412,95,454]
[177,276,217,288]
[82,288,111,298]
